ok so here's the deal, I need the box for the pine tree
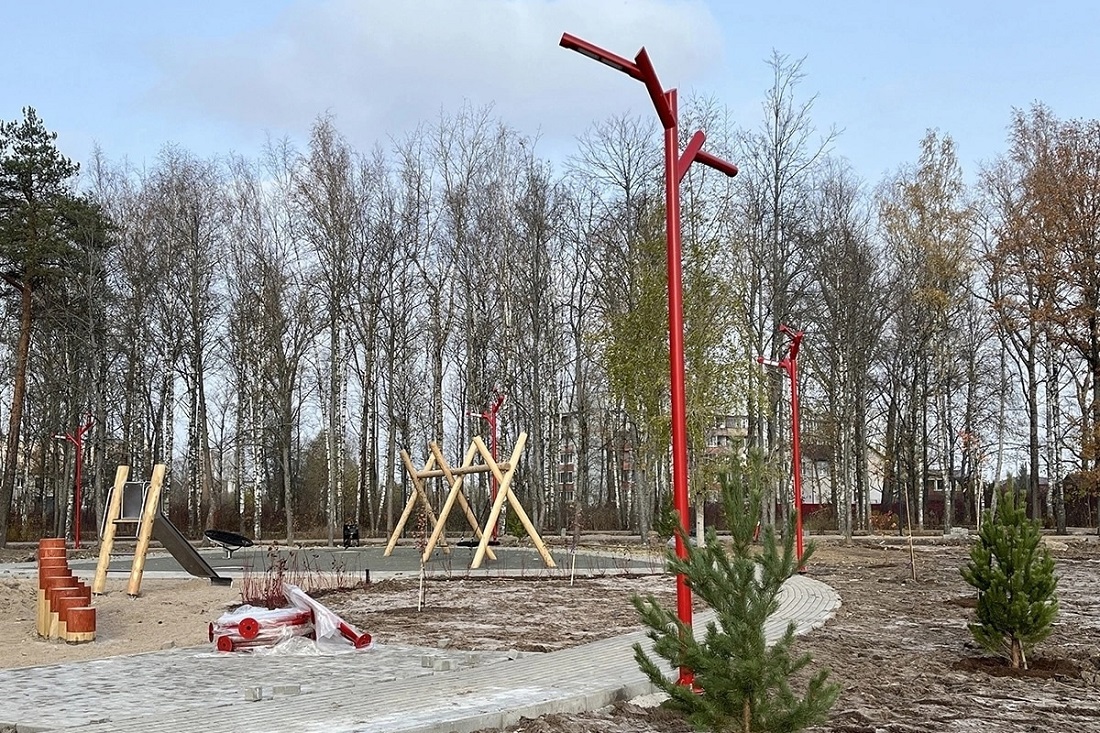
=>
[632,453,838,733]
[960,489,1058,669]
[0,107,105,547]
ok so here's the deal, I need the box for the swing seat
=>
[204,529,253,559]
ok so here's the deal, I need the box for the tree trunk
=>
[0,281,34,547]
[1026,346,1041,522]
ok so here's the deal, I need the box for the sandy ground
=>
[2,536,1098,732]
[0,576,240,669]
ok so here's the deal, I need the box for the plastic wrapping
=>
[284,583,373,648]
[210,605,314,652]
[209,587,372,653]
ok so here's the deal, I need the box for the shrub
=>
[960,491,1058,669]
[869,510,898,533]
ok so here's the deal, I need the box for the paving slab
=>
[0,574,839,733]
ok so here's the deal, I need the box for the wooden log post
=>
[429,443,497,562]
[420,441,479,563]
[471,433,556,568]
[384,451,447,557]
[384,452,434,556]
[92,465,130,595]
[126,464,166,597]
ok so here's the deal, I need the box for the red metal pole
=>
[489,404,499,540]
[780,327,804,568]
[73,434,82,550]
[67,419,93,550]
[663,89,695,688]
[474,394,506,541]
[559,33,738,689]
[787,358,804,566]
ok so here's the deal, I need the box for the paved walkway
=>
[0,568,839,733]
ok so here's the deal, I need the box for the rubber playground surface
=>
[68,542,666,580]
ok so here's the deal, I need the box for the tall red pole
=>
[61,419,94,549]
[473,394,506,540]
[489,393,504,540]
[559,33,738,688]
[663,89,695,688]
[784,327,805,567]
[757,327,805,567]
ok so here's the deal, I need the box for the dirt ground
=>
[2,536,1098,731]
[470,537,1100,733]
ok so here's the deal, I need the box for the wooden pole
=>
[474,433,555,567]
[472,433,555,568]
[414,463,511,479]
[92,466,130,595]
[421,441,479,563]
[126,464,166,597]
[429,443,496,562]
[384,451,443,556]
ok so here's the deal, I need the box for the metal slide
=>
[151,514,232,585]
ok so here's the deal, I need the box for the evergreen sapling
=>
[960,489,1058,670]
[632,454,838,733]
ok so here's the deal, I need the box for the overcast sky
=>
[6,0,1100,184]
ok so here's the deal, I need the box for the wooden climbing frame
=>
[383,431,555,569]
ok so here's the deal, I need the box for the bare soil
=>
[2,537,1098,732]
[466,538,1100,733]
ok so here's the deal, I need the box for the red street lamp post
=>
[55,418,94,549]
[471,393,506,540]
[560,32,739,686]
[757,325,805,567]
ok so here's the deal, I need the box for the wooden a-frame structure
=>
[383,431,555,569]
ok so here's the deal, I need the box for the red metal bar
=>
[663,88,695,688]
[472,393,506,540]
[677,131,706,183]
[695,149,739,177]
[559,33,643,80]
[758,326,806,567]
[634,49,675,128]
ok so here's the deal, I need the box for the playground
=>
[0,537,1097,731]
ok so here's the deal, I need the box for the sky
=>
[5,0,1100,186]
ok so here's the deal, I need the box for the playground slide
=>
[151,514,231,585]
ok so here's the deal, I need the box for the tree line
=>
[1,54,1097,547]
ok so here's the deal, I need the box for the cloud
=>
[145,0,723,155]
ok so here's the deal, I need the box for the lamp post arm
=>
[559,33,642,80]
[678,131,706,183]
[696,149,739,177]
[633,48,675,128]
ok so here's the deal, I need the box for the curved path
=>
[0,574,840,733]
